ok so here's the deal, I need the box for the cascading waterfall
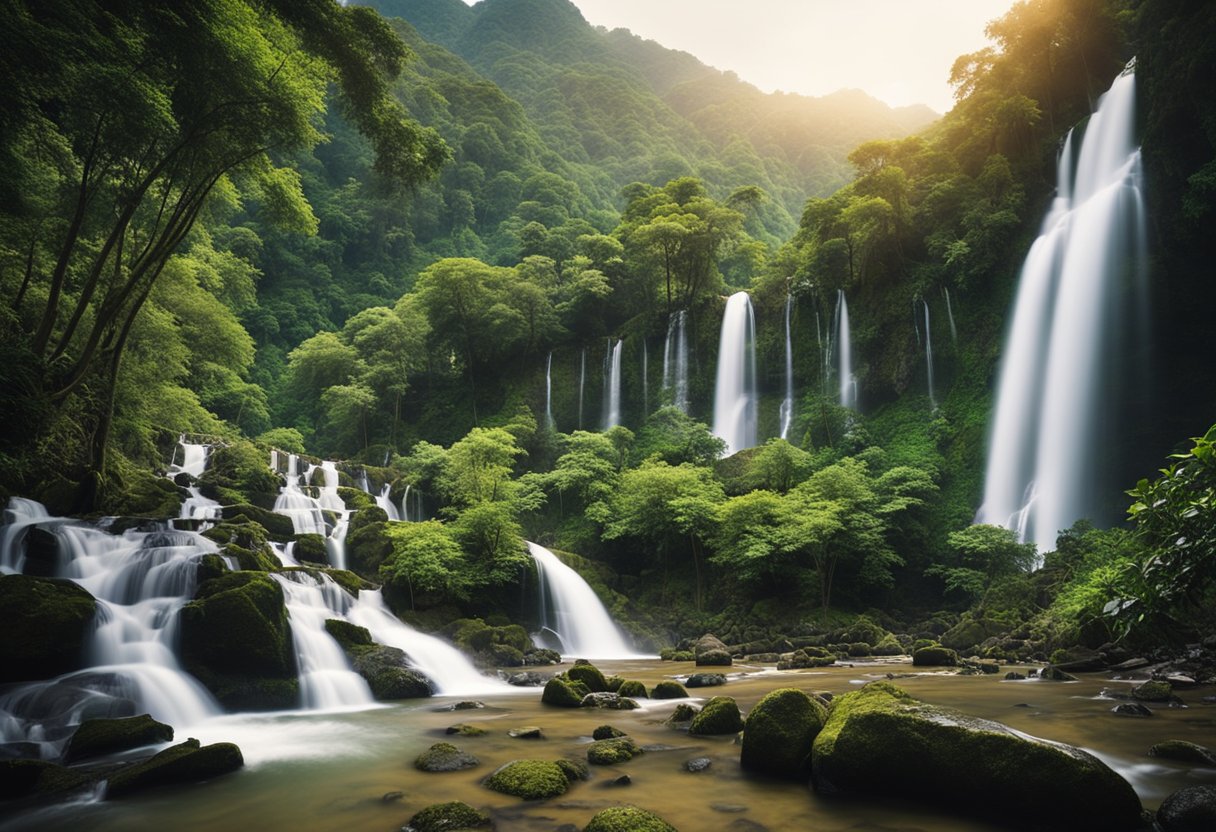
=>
[979,64,1145,554]
[602,338,623,430]
[170,438,221,522]
[943,286,959,343]
[662,310,689,412]
[835,290,857,410]
[924,300,937,410]
[544,351,554,430]
[376,484,401,522]
[779,292,795,440]
[0,500,221,758]
[526,542,639,659]
[577,348,586,429]
[401,484,424,523]
[712,291,758,455]
[273,454,327,536]
[357,470,371,493]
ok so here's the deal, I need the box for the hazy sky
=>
[466,0,1019,114]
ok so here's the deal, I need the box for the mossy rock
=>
[593,725,626,740]
[911,644,959,667]
[415,742,480,772]
[1149,740,1216,765]
[1132,680,1173,701]
[778,647,835,670]
[685,673,726,688]
[324,618,374,648]
[566,662,608,692]
[220,542,279,573]
[1039,665,1078,681]
[291,533,328,564]
[0,759,92,800]
[616,680,647,698]
[555,758,590,782]
[583,805,677,832]
[689,696,744,736]
[326,625,434,700]
[336,486,376,512]
[739,688,827,779]
[693,633,728,657]
[872,634,904,656]
[696,649,733,666]
[541,676,590,707]
[446,723,488,737]
[810,681,1142,830]
[404,800,492,832]
[216,504,295,540]
[64,714,174,763]
[483,759,569,800]
[196,553,229,584]
[580,692,639,710]
[587,736,642,765]
[666,703,698,724]
[344,511,391,576]
[939,616,1005,652]
[0,574,96,683]
[651,681,688,699]
[197,440,281,508]
[603,675,625,692]
[105,738,244,799]
[179,573,296,709]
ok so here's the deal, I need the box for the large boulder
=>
[64,714,174,763]
[414,742,479,772]
[694,634,732,666]
[587,736,643,765]
[179,572,297,709]
[405,801,491,832]
[483,759,569,799]
[911,644,959,667]
[541,675,590,707]
[104,738,243,799]
[739,688,827,779]
[689,695,744,736]
[566,661,609,692]
[1157,784,1216,832]
[0,574,96,683]
[324,619,434,699]
[651,681,688,699]
[583,805,677,832]
[811,681,1142,830]
[0,759,91,801]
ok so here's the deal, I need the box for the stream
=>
[3,657,1214,831]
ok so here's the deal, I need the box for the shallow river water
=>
[4,658,1215,832]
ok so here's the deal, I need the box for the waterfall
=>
[924,300,937,410]
[271,572,373,710]
[712,291,758,455]
[401,484,422,523]
[662,310,689,412]
[544,351,554,430]
[641,338,649,416]
[273,454,327,536]
[602,338,623,430]
[979,64,1145,554]
[912,299,922,347]
[836,290,857,410]
[943,286,959,343]
[356,470,371,493]
[526,542,639,660]
[0,500,221,758]
[375,484,400,522]
[577,348,586,430]
[779,292,795,440]
[170,438,221,522]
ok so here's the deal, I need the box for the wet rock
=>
[740,688,827,780]
[414,742,479,772]
[651,681,688,699]
[583,805,676,832]
[665,703,698,725]
[812,681,1142,830]
[1132,680,1173,701]
[555,758,589,782]
[776,646,834,670]
[1039,665,1078,682]
[64,714,174,764]
[105,738,243,799]
[580,692,638,710]
[685,756,712,772]
[1150,740,1216,766]
[711,803,748,813]
[1110,657,1150,671]
[685,673,726,688]
[592,725,625,740]
[381,790,404,802]
[0,759,91,800]
[0,574,97,684]
[446,723,487,737]
[728,819,769,832]
[1157,784,1216,832]
[696,649,733,667]
[542,676,590,707]
[566,662,609,693]
[508,726,544,740]
[1112,702,1153,717]
[507,671,549,687]
[453,700,485,710]
[587,737,642,765]
[404,800,491,832]
[689,696,744,736]
[911,644,958,667]
[607,774,631,786]
[1167,675,1197,687]
[1004,671,1027,680]
[522,648,561,666]
[483,759,568,800]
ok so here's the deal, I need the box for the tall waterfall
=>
[526,542,639,660]
[602,338,623,430]
[401,485,425,523]
[712,291,758,455]
[577,348,586,429]
[779,293,795,440]
[662,310,689,412]
[273,454,327,536]
[0,500,221,758]
[943,286,959,343]
[376,484,401,522]
[170,438,221,522]
[979,64,1145,554]
[544,351,554,430]
[923,300,937,410]
[835,290,857,410]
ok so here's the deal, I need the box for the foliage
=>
[379,520,468,609]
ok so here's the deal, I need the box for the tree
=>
[926,524,1037,610]
[380,520,469,610]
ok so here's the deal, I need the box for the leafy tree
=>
[380,520,469,609]
[926,524,1037,611]
[440,427,523,506]
[633,407,726,467]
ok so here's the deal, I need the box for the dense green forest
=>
[1,0,1214,658]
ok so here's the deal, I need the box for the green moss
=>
[911,644,959,667]
[582,805,677,832]
[541,675,590,707]
[593,725,625,740]
[64,714,173,763]
[811,682,1142,830]
[651,681,688,699]
[198,440,281,508]
[566,662,608,692]
[337,486,376,512]
[689,696,744,736]
[586,736,642,765]
[739,687,827,779]
[555,758,590,782]
[0,575,96,683]
[446,723,488,737]
[0,759,91,800]
[1149,740,1216,765]
[405,801,491,832]
[292,534,328,564]
[415,742,479,772]
[105,739,244,799]
[324,618,373,648]
[1132,680,1172,701]
[603,675,625,692]
[666,703,698,724]
[616,680,647,698]
[216,505,295,541]
[483,759,569,800]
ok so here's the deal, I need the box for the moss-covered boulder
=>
[580,692,638,710]
[1133,680,1173,701]
[289,533,327,564]
[556,757,590,782]
[442,618,533,669]
[105,738,244,799]
[666,703,698,725]
[415,742,480,772]
[404,800,492,832]
[939,615,1005,652]
[616,680,647,698]
[336,486,376,512]
[0,574,96,683]
[541,675,590,707]
[811,682,1142,830]
[593,725,626,740]
[198,440,281,508]
[777,646,835,669]
[689,696,744,736]
[323,619,434,700]
[685,673,726,688]
[1150,740,1216,765]
[651,681,688,699]
[0,759,92,801]
[344,508,391,575]
[64,714,174,763]
[446,723,487,737]
[1157,784,1216,832]
[740,688,827,779]
[483,759,569,800]
[583,805,677,832]
[566,661,609,692]
[179,572,297,709]
[911,644,959,667]
[587,736,642,765]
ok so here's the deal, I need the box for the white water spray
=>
[526,542,640,660]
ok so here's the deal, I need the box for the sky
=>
[466,0,1020,114]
